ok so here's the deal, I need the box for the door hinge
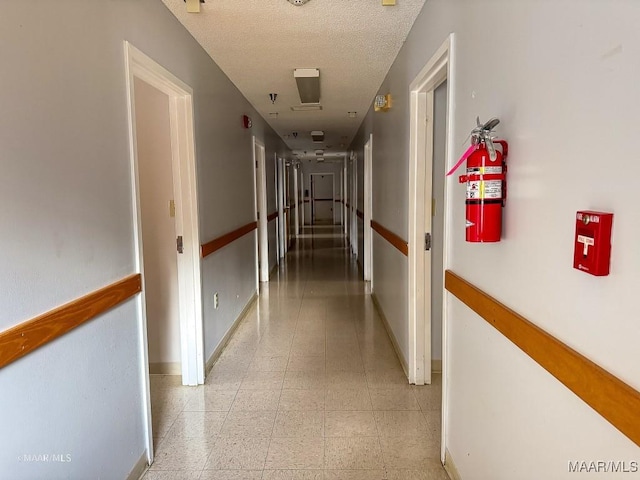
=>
[425,233,432,251]
[177,235,184,254]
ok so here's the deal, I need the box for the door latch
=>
[177,236,184,254]
[425,233,432,251]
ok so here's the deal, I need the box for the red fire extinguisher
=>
[447,118,508,242]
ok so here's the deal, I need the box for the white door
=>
[343,157,348,237]
[311,174,334,224]
[277,157,285,258]
[430,80,447,374]
[350,154,358,256]
[294,167,300,236]
[254,138,269,283]
[364,135,373,283]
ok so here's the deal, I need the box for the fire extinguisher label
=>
[467,166,503,175]
[467,180,502,199]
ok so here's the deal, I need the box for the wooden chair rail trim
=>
[444,270,640,448]
[201,221,257,258]
[356,210,364,220]
[0,274,142,369]
[267,212,278,222]
[370,220,408,256]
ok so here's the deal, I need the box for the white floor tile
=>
[147,228,445,478]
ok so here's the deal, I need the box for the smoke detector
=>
[288,0,310,5]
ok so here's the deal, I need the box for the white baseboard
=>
[127,452,148,480]
[444,448,462,480]
[205,291,258,375]
[149,362,181,375]
[371,293,409,377]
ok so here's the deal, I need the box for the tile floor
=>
[142,227,448,480]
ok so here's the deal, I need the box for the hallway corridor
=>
[144,228,448,480]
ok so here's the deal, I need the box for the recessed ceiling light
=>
[184,0,204,13]
[311,131,324,142]
[294,68,320,104]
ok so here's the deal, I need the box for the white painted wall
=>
[351,0,640,478]
[134,78,181,369]
[0,1,289,478]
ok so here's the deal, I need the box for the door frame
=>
[253,137,269,283]
[124,41,205,461]
[408,34,454,386]
[363,135,373,284]
[407,33,455,462]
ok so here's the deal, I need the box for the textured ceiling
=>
[161,0,426,160]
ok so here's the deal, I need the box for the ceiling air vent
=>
[291,105,322,112]
[311,131,324,143]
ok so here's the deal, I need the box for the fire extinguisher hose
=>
[446,144,476,177]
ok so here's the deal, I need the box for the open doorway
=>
[124,42,204,461]
[133,78,182,378]
[408,35,454,387]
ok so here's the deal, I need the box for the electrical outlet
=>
[213,292,219,309]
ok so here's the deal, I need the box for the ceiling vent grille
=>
[291,105,322,112]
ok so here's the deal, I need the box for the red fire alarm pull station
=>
[573,211,613,276]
